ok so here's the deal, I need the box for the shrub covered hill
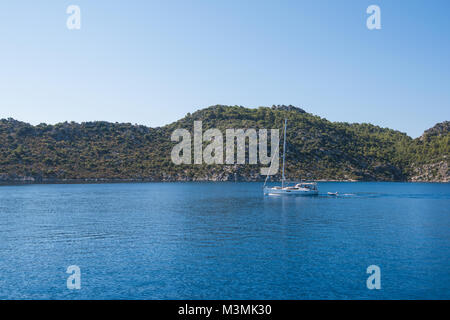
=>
[0,105,448,183]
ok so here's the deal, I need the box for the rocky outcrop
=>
[271,105,306,113]
[409,158,449,182]
[421,121,450,140]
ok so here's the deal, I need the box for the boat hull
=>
[264,187,319,196]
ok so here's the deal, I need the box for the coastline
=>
[0,177,447,186]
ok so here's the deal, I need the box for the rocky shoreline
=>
[0,175,447,186]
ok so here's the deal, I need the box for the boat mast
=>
[282,119,287,188]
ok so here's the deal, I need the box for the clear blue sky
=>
[0,0,449,137]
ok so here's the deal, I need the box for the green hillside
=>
[0,105,448,183]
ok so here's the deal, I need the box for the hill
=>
[0,105,448,183]
[406,121,449,182]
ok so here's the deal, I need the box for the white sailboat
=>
[263,119,319,196]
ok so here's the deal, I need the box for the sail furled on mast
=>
[282,119,287,188]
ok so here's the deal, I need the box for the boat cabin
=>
[293,182,318,191]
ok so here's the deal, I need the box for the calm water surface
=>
[0,182,449,299]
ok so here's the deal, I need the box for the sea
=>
[0,182,449,299]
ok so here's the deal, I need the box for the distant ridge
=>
[0,105,448,183]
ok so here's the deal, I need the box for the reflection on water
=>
[0,182,449,299]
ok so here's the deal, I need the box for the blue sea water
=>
[0,182,449,300]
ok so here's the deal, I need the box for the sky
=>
[0,0,449,138]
